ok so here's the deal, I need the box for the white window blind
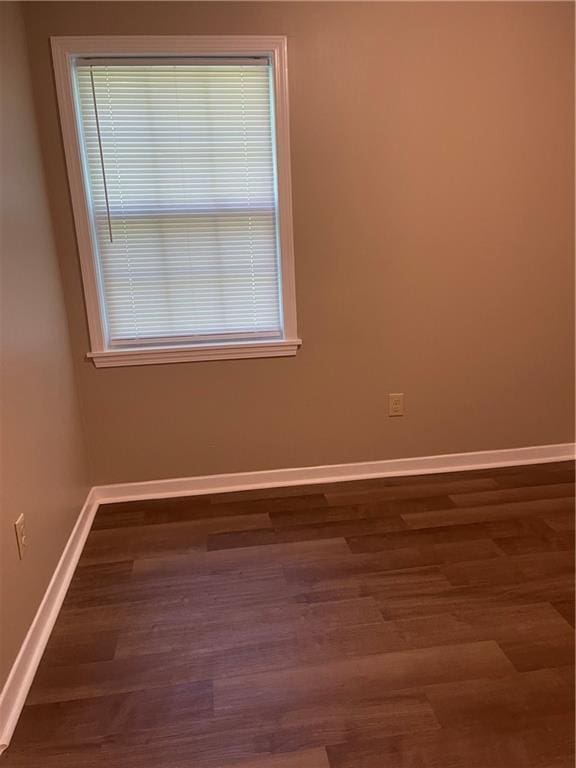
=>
[74,58,284,348]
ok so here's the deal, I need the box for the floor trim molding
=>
[93,442,576,505]
[1,441,573,756]
[0,490,99,755]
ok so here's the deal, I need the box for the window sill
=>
[87,339,302,368]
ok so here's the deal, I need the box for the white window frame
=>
[51,36,300,367]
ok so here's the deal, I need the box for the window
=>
[51,37,299,366]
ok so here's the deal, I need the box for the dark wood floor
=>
[4,461,575,767]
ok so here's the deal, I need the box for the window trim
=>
[51,35,300,367]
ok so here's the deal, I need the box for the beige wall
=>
[0,3,89,688]
[23,1,575,485]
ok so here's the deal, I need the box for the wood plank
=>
[115,598,386,659]
[494,467,574,489]
[402,496,574,529]
[39,629,119,667]
[11,680,213,746]
[231,749,332,768]
[28,637,299,705]
[450,482,574,507]
[325,478,499,505]
[283,540,502,588]
[81,513,273,564]
[393,602,574,671]
[327,716,575,768]
[347,515,562,555]
[214,641,514,714]
[425,667,573,731]
[207,516,408,551]
[441,550,574,588]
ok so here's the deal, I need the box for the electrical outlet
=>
[14,514,28,560]
[389,393,404,417]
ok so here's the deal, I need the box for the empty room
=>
[0,0,574,765]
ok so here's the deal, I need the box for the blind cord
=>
[89,67,114,243]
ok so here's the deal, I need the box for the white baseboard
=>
[93,442,575,505]
[0,490,99,755]
[1,441,574,757]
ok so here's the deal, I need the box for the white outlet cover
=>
[389,393,404,417]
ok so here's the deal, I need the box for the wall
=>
[0,3,90,688]
[23,1,575,485]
